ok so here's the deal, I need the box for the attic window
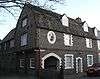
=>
[83,22,88,32]
[22,18,27,27]
[94,28,98,36]
[61,15,69,27]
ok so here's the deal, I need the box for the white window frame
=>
[21,33,27,46]
[87,55,93,67]
[64,54,74,69]
[98,53,100,63]
[22,18,27,27]
[83,22,88,32]
[63,33,73,46]
[94,28,98,36]
[61,14,69,27]
[20,59,24,67]
[97,40,100,50]
[86,38,92,48]
[76,57,83,73]
[30,58,35,68]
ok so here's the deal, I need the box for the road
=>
[80,76,100,79]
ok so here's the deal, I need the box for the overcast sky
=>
[0,0,100,39]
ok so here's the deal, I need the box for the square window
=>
[87,55,93,67]
[97,40,100,50]
[64,34,73,46]
[86,38,92,48]
[65,54,74,69]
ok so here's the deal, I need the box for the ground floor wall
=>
[0,49,98,79]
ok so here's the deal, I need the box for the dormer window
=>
[22,18,27,27]
[94,27,98,36]
[83,22,88,32]
[61,14,69,27]
[86,38,92,48]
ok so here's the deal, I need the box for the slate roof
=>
[2,28,15,43]
[1,3,96,43]
[24,3,96,39]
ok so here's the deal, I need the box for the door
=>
[76,57,83,73]
[44,56,59,70]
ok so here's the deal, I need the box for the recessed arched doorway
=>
[44,56,59,70]
[42,53,61,69]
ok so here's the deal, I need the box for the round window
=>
[47,31,56,44]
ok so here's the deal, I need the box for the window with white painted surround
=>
[86,38,92,48]
[94,28,98,36]
[61,15,69,26]
[30,58,35,68]
[64,34,73,46]
[20,59,24,67]
[87,55,93,67]
[22,18,27,27]
[21,33,27,46]
[83,22,88,32]
[98,53,100,62]
[97,40,100,50]
[65,54,74,69]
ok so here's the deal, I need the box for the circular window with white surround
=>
[47,31,56,44]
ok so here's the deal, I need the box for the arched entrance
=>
[42,53,61,69]
[44,56,59,70]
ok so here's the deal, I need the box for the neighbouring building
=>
[0,3,100,79]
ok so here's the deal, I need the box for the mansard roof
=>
[2,28,15,43]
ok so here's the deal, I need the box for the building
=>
[0,3,99,79]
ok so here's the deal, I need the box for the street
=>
[80,76,100,79]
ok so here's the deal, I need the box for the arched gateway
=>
[42,53,62,69]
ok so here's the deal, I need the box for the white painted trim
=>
[61,14,69,27]
[98,53,100,62]
[76,57,83,73]
[94,27,98,37]
[83,22,88,32]
[87,55,93,67]
[85,38,92,48]
[63,34,73,46]
[42,53,62,69]
[97,40,100,50]
[30,58,35,69]
[47,31,56,44]
[64,54,74,69]
[20,59,24,68]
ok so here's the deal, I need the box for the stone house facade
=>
[0,3,100,79]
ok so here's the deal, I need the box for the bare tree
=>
[0,0,64,18]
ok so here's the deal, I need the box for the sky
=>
[0,0,100,39]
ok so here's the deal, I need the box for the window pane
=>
[21,33,27,46]
[22,18,27,27]
[30,58,35,68]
